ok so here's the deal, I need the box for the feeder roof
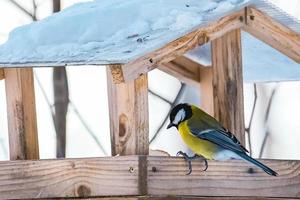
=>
[0,0,251,67]
[0,0,299,82]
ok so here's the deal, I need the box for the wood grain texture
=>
[244,7,300,63]
[71,197,298,200]
[0,156,299,199]
[211,29,245,145]
[0,68,4,80]
[199,67,214,116]
[158,60,200,87]
[116,11,244,83]
[147,156,300,198]
[4,68,39,160]
[139,197,299,200]
[0,156,139,199]
[109,64,125,84]
[107,67,149,156]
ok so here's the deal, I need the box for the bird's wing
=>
[188,107,248,153]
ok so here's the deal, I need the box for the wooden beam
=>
[84,197,298,200]
[244,7,300,63]
[107,66,149,156]
[0,68,4,80]
[0,156,299,199]
[199,67,214,116]
[158,62,200,87]
[148,157,300,198]
[139,197,299,200]
[4,68,39,160]
[0,156,140,199]
[211,29,245,145]
[111,10,244,83]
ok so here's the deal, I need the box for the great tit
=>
[167,103,278,176]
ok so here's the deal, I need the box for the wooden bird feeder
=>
[0,0,299,199]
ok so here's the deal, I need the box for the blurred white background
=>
[0,0,299,160]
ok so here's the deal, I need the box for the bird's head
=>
[167,103,192,129]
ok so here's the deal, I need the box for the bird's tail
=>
[238,152,278,176]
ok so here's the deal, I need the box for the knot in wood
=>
[239,16,244,22]
[247,167,255,174]
[119,114,128,137]
[77,185,91,197]
[152,166,157,172]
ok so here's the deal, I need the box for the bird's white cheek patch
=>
[173,108,185,124]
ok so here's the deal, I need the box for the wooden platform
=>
[0,156,299,199]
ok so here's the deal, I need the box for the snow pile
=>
[0,0,250,66]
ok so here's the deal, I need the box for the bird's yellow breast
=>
[178,121,217,160]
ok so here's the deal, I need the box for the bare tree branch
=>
[150,83,186,144]
[53,67,69,158]
[34,72,108,155]
[149,89,172,105]
[50,0,70,158]
[69,101,108,156]
[259,84,279,158]
[245,83,257,156]
[9,0,36,20]
[259,130,270,158]
[32,0,37,20]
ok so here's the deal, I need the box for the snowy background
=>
[0,0,300,160]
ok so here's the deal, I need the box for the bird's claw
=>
[176,151,187,157]
[202,159,208,171]
[176,151,208,175]
[186,160,192,175]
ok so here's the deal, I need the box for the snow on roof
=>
[186,31,300,82]
[0,0,299,82]
[0,0,251,66]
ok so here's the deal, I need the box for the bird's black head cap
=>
[167,103,192,129]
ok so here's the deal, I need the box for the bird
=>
[167,103,278,176]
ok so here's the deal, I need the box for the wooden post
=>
[107,66,149,156]
[199,67,214,116]
[0,68,4,80]
[211,29,245,145]
[4,68,39,160]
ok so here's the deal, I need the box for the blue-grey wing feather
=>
[190,128,248,153]
[187,109,248,153]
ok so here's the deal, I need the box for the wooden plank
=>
[199,67,214,116]
[174,56,205,69]
[0,156,139,199]
[147,156,300,198]
[0,68,4,80]
[211,29,245,145]
[60,197,299,200]
[4,68,39,160]
[158,62,200,87]
[0,156,299,199]
[159,56,214,86]
[244,7,300,63]
[139,197,299,200]
[107,66,149,156]
[112,11,244,83]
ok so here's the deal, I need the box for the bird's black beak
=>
[167,123,174,129]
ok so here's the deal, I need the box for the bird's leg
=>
[176,151,193,175]
[191,154,208,171]
[176,151,192,175]
[176,151,208,175]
